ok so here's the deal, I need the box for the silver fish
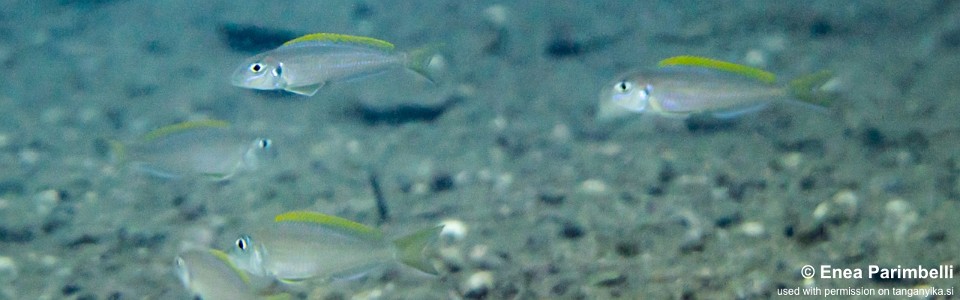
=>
[174,249,257,300]
[229,211,442,282]
[231,33,437,96]
[598,55,833,120]
[111,120,277,180]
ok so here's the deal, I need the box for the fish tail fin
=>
[393,225,443,275]
[404,44,443,83]
[787,70,835,107]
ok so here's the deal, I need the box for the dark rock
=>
[0,226,34,243]
[715,213,741,228]
[355,97,457,126]
[859,127,889,150]
[536,190,566,206]
[62,284,81,296]
[810,19,833,37]
[218,23,298,53]
[614,241,639,257]
[0,180,24,196]
[63,234,100,249]
[430,173,455,193]
[559,222,584,239]
[352,2,374,20]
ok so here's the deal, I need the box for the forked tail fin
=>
[405,44,443,83]
[393,225,443,275]
[788,70,835,107]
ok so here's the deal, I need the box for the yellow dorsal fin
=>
[282,33,395,51]
[141,119,230,142]
[275,211,382,239]
[207,249,251,284]
[658,55,776,84]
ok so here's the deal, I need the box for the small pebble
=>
[744,49,767,68]
[831,189,859,219]
[550,123,571,142]
[462,271,494,299]
[597,143,622,156]
[493,173,513,192]
[579,179,608,194]
[18,149,40,165]
[740,221,766,237]
[439,219,468,243]
[35,189,62,217]
[0,256,17,281]
[468,245,489,262]
[884,198,918,241]
[762,34,787,52]
[779,152,803,170]
[812,201,831,222]
[482,5,510,27]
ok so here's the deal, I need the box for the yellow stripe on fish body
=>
[598,55,834,120]
[175,248,258,300]
[658,55,777,84]
[208,249,251,285]
[274,211,383,240]
[231,32,437,97]
[230,210,442,281]
[282,33,395,51]
[141,119,231,142]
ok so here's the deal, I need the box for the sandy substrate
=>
[0,0,958,299]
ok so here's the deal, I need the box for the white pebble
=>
[462,271,494,297]
[493,173,513,192]
[812,201,831,222]
[740,221,766,237]
[439,219,468,242]
[468,245,489,262]
[483,5,510,27]
[18,149,39,165]
[780,152,803,170]
[550,123,571,142]
[744,49,767,68]
[597,143,622,156]
[0,256,17,281]
[35,189,61,217]
[884,198,917,241]
[832,189,859,219]
[491,115,508,131]
[579,179,608,194]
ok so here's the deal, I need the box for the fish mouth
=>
[229,70,249,88]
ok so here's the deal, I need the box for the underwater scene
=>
[1,0,959,299]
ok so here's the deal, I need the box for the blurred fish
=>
[231,33,438,96]
[598,55,834,120]
[175,249,257,300]
[229,211,442,282]
[110,119,277,181]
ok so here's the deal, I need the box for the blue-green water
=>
[0,1,958,299]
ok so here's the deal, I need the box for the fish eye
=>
[236,237,248,250]
[258,139,272,149]
[249,63,263,73]
[614,81,632,93]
